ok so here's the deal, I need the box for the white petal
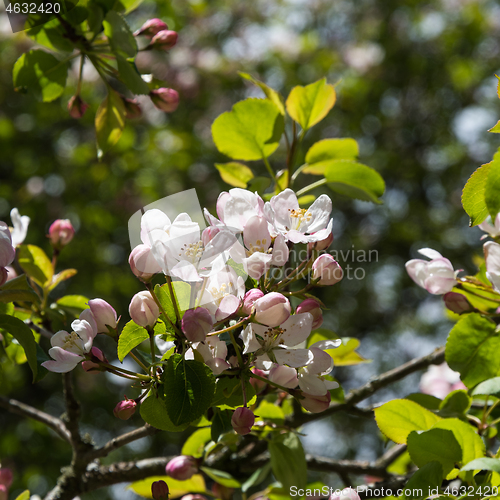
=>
[298,370,329,396]
[240,325,262,354]
[274,348,314,368]
[305,194,332,233]
[309,339,342,350]
[418,248,443,260]
[10,208,30,247]
[279,313,313,347]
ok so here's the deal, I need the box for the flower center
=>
[209,282,235,304]
[179,241,204,263]
[63,332,85,353]
[288,208,312,230]
[246,238,268,256]
[261,326,286,349]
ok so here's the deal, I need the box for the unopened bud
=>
[181,307,213,342]
[296,298,323,329]
[151,480,169,500]
[149,30,178,51]
[443,292,472,315]
[254,292,291,327]
[300,391,331,413]
[308,232,334,252]
[113,398,137,420]
[129,244,162,282]
[231,407,254,435]
[241,288,264,315]
[329,487,361,500]
[312,254,343,286]
[129,291,160,327]
[134,18,168,38]
[88,298,118,333]
[123,97,142,119]
[0,468,13,488]
[48,219,75,250]
[82,347,107,373]
[269,365,298,389]
[166,456,198,481]
[150,88,179,113]
[68,95,89,119]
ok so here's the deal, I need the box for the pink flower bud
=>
[4,266,16,282]
[0,468,13,488]
[443,292,472,315]
[0,268,8,287]
[253,292,291,327]
[113,398,137,420]
[149,30,178,50]
[150,88,179,113]
[269,365,298,389]
[241,289,264,315]
[88,298,118,333]
[129,244,162,282]
[166,456,198,481]
[330,488,361,500]
[312,254,343,286]
[182,307,213,342]
[308,232,334,252]
[0,485,7,500]
[151,480,170,500]
[300,391,331,413]
[129,291,160,327]
[231,407,254,435]
[250,368,267,394]
[181,496,206,500]
[123,97,142,119]
[0,222,15,268]
[48,219,75,249]
[82,347,107,373]
[134,18,168,38]
[68,95,89,119]
[296,298,323,329]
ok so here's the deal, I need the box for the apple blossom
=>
[134,18,168,37]
[10,208,30,247]
[129,291,160,327]
[484,241,500,292]
[166,456,198,480]
[48,219,75,249]
[312,254,343,285]
[4,266,16,282]
[151,480,169,500]
[253,292,291,327]
[150,30,178,50]
[88,298,117,333]
[241,313,314,369]
[269,364,298,389]
[129,244,162,281]
[405,248,458,295]
[41,310,98,373]
[182,307,213,342]
[113,398,137,420]
[479,213,500,239]
[81,347,107,373]
[150,88,179,113]
[330,487,361,500]
[443,292,472,315]
[241,288,264,315]
[0,222,15,268]
[300,391,331,413]
[296,298,323,329]
[186,337,230,375]
[264,189,333,244]
[420,363,466,399]
[308,231,334,252]
[0,468,13,489]
[68,95,89,119]
[231,407,254,435]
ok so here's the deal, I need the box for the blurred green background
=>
[1,0,500,498]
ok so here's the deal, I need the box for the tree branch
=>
[0,395,70,442]
[288,346,445,426]
[306,455,393,479]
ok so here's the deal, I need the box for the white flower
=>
[479,214,500,239]
[405,248,458,295]
[420,363,465,399]
[240,313,315,369]
[484,241,500,292]
[185,336,230,375]
[10,208,30,247]
[264,189,333,244]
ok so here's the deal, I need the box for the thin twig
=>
[25,320,53,339]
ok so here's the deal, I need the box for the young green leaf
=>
[471,376,500,397]
[0,275,39,304]
[212,98,284,160]
[462,163,491,226]
[402,462,443,500]
[115,55,150,95]
[18,245,53,287]
[130,474,206,499]
[374,399,441,444]
[14,491,30,500]
[56,295,89,316]
[215,162,254,188]
[211,408,233,442]
[139,390,190,432]
[47,268,77,292]
[269,432,307,491]
[485,156,500,220]
[304,138,359,174]
[117,320,149,361]
[489,120,500,133]
[95,89,127,155]
[13,49,68,102]
[239,72,285,115]
[27,21,74,52]
[325,160,385,203]
[437,390,471,418]
[285,78,336,131]
[241,463,271,493]
[103,11,137,57]
[461,457,500,472]
[445,313,500,388]
[181,427,211,458]
[200,467,241,488]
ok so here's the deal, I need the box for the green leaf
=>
[462,164,491,226]
[182,427,211,458]
[212,377,256,408]
[18,245,53,287]
[215,162,254,188]
[0,275,39,304]
[27,21,74,52]
[95,89,127,155]
[405,393,442,411]
[139,390,190,432]
[14,491,30,500]
[407,428,462,476]
[254,400,285,424]
[485,157,500,220]
[116,55,150,94]
[285,78,336,130]
[489,120,500,133]
[47,268,77,292]
[461,457,500,472]
[200,467,241,488]
[242,463,271,493]
[445,313,500,388]
[117,320,149,362]
[374,399,441,444]
[325,160,385,203]
[327,337,368,366]
[0,314,38,382]
[431,418,485,465]
[269,432,307,491]
[472,376,500,397]
[211,408,233,443]
[103,11,137,57]
[130,475,206,499]
[239,72,285,114]
[56,295,89,316]
[402,462,443,500]
[212,98,284,161]
[13,50,68,102]
[438,390,471,418]
[304,138,359,174]
[160,354,216,426]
